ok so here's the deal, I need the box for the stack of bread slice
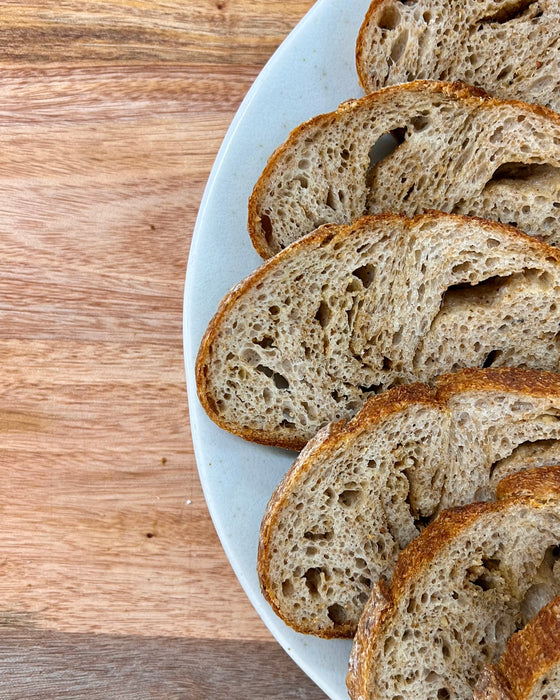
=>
[195,1,560,698]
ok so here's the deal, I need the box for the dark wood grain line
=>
[0,631,328,699]
[0,1,316,66]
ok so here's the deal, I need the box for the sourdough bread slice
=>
[258,368,560,638]
[356,0,560,111]
[197,212,560,450]
[248,81,560,259]
[474,594,560,700]
[346,467,560,700]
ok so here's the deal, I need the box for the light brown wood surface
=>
[0,1,328,697]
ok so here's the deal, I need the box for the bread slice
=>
[196,211,560,450]
[474,594,560,700]
[346,467,560,700]
[248,81,560,259]
[355,0,560,112]
[258,368,560,638]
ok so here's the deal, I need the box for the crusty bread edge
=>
[257,382,439,637]
[472,664,515,700]
[474,594,560,699]
[195,220,344,451]
[248,80,491,259]
[247,79,560,259]
[258,375,560,637]
[497,594,560,699]
[355,0,389,93]
[197,210,560,449]
[435,367,560,405]
[346,467,560,699]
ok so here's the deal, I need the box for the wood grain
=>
[0,0,328,695]
[0,631,326,699]
[0,63,265,640]
[0,1,314,65]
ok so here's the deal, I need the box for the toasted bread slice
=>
[356,0,560,112]
[197,212,560,450]
[346,467,560,700]
[474,595,560,700]
[258,368,560,638]
[248,81,560,259]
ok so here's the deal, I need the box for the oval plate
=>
[184,1,371,697]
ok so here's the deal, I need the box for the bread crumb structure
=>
[474,593,560,699]
[248,81,560,259]
[356,0,560,112]
[258,368,560,638]
[197,212,560,450]
[347,468,560,700]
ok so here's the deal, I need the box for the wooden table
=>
[0,1,328,697]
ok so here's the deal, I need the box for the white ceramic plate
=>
[183,1,372,697]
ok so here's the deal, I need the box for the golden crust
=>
[497,595,560,698]
[473,665,515,700]
[346,467,560,699]
[436,367,560,404]
[247,80,560,259]
[347,579,393,698]
[256,368,560,636]
[197,210,560,449]
[496,465,560,501]
[355,0,387,92]
[256,382,439,637]
[475,594,560,699]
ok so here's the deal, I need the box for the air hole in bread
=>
[488,161,558,183]
[326,187,337,210]
[303,529,333,542]
[359,383,383,395]
[280,419,295,429]
[411,114,430,132]
[478,0,539,24]
[366,127,407,187]
[496,66,512,81]
[352,263,375,287]
[255,364,289,390]
[482,349,503,368]
[441,273,516,312]
[315,300,331,328]
[331,388,348,404]
[327,602,346,625]
[403,184,415,202]
[338,488,361,507]
[389,29,409,64]
[259,213,273,246]
[377,4,401,30]
[467,557,502,591]
[293,174,308,189]
[253,335,276,349]
[281,579,294,597]
[520,546,560,622]
[303,567,323,597]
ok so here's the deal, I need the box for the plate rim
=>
[183,1,369,696]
